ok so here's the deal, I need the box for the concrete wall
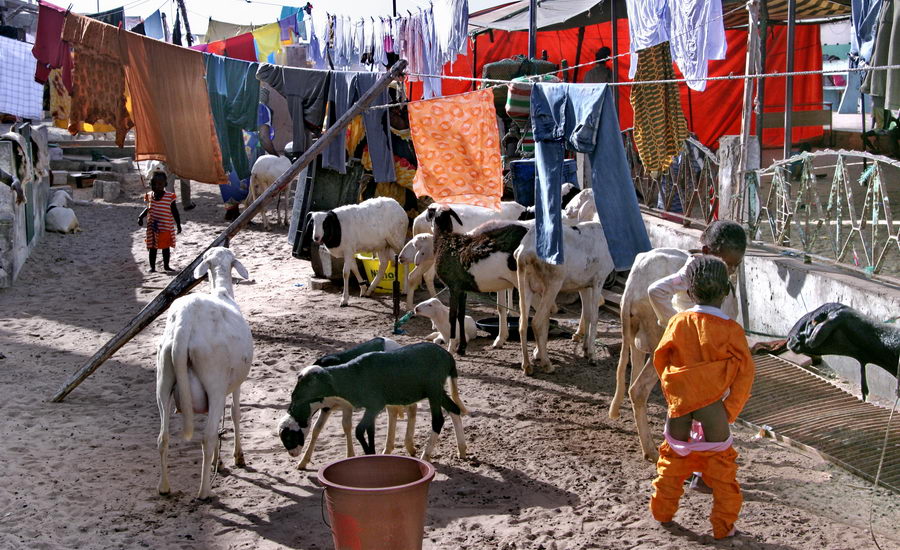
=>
[0,174,50,288]
[642,213,900,404]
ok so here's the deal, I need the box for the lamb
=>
[414,297,478,345]
[278,342,467,461]
[607,248,740,461]
[431,207,529,355]
[514,221,615,375]
[562,188,597,222]
[310,197,408,307]
[399,233,437,311]
[291,337,418,469]
[246,154,292,231]
[45,189,90,233]
[787,302,900,401]
[155,247,254,499]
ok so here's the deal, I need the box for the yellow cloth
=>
[49,68,124,133]
[653,311,754,423]
[252,23,282,63]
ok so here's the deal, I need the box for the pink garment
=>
[33,0,73,91]
[190,43,209,52]
[664,420,733,457]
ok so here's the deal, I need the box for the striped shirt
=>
[145,191,176,234]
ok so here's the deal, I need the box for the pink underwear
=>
[664,420,733,457]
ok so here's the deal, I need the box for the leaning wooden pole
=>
[51,60,408,403]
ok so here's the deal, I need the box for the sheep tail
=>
[172,322,194,441]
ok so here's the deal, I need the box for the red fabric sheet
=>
[419,23,822,149]
[224,33,257,62]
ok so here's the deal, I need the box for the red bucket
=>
[318,455,435,550]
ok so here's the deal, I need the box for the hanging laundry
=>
[322,72,395,182]
[669,0,726,92]
[0,36,45,120]
[172,11,183,46]
[143,10,165,40]
[852,0,883,63]
[408,88,502,209]
[258,82,293,154]
[225,33,258,62]
[48,68,118,133]
[131,21,146,36]
[122,29,227,184]
[33,1,73,92]
[630,42,689,172]
[861,0,900,110]
[205,54,260,181]
[124,16,143,31]
[88,6,124,27]
[252,23,283,64]
[191,43,209,52]
[205,18,261,43]
[62,13,133,147]
[432,0,469,65]
[626,0,669,59]
[531,83,651,269]
[256,64,331,154]
[505,74,560,155]
[279,13,301,43]
[207,40,226,55]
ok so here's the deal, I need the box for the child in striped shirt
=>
[138,172,182,273]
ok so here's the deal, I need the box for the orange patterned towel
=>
[408,89,503,210]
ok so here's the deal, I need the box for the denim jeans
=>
[531,83,651,269]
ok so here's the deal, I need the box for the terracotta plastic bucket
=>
[318,455,435,550]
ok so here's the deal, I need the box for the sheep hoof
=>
[234,455,246,468]
[541,363,556,374]
[339,300,349,307]
[297,462,309,470]
[158,486,171,496]
[643,450,660,462]
[572,333,584,343]
[522,363,533,376]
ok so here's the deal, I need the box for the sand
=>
[1,177,898,550]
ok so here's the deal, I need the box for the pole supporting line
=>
[528,0,537,59]
[611,0,620,116]
[783,0,797,160]
[49,60,409,403]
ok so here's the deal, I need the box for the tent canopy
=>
[469,0,851,34]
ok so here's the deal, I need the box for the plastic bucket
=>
[318,455,436,550]
[354,253,408,294]
[509,159,579,207]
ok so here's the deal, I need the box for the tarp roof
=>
[468,0,851,34]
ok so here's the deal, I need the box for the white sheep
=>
[311,197,408,307]
[398,234,437,311]
[607,248,739,461]
[414,297,478,345]
[563,188,597,223]
[45,189,90,233]
[156,247,254,500]
[514,221,615,375]
[246,154,292,231]
[412,201,529,235]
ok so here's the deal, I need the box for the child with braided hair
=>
[649,255,754,539]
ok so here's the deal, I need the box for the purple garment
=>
[191,43,209,52]
[279,14,298,41]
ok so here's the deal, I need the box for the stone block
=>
[102,180,121,202]
[309,277,332,290]
[92,179,105,199]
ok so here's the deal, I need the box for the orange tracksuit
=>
[649,311,754,539]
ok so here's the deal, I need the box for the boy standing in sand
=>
[138,173,182,273]
[649,255,755,539]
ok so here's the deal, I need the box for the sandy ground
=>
[1,177,899,550]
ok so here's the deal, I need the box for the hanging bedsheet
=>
[0,36,45,120]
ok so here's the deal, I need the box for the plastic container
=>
[318,455,435,550]
[354,253,407,294]
[509,159,578,207]
[475,316,560,341]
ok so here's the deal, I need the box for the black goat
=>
[787,303,900,400]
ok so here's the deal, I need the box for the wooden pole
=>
[528,0,537,59]
[176,0,193,46]
[50,60,409,403]
[754,0,769,156]
[610,0,620,116]
[573,26,586,82]
[738,0,760,332]
[782,0,797,160]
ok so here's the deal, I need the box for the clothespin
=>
[65,3,73,16]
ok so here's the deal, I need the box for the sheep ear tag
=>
[232,259,250,280]
[193,261,209,280]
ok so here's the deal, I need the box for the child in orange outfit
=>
[649,255,755,539]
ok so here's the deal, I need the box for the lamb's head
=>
[399,234,435,266]
[413,297,445,319]
[310,210,341,248]
[787,303,876,361]
[193,247,249,297]
[278,366,335,457]
[561,182,580,208]
[429,205,463,234]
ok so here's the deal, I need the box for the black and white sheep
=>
[432,207,529,355]
[278,342,467,461]
[310,197,408,307]
[787,302,899,401]
[156,247,254,500]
